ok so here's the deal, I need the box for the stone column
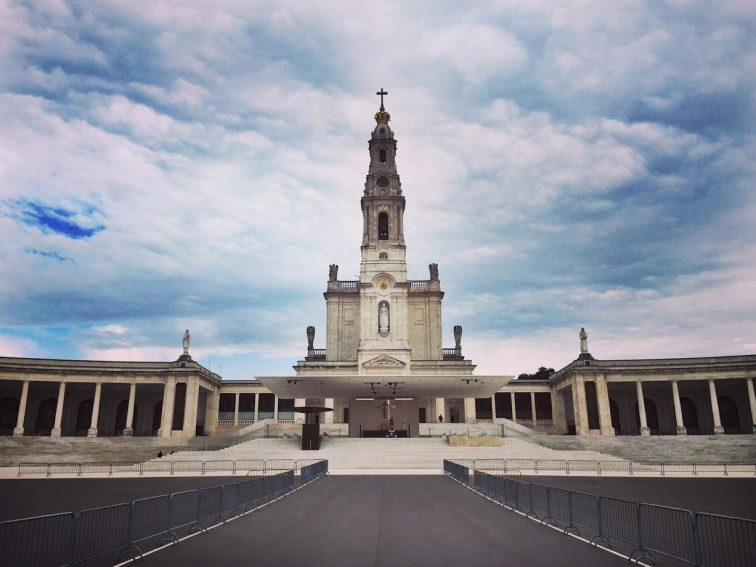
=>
[159,377,176,438]
[233,393,240,426]
[746,378,756,434]
[573,376,590,436]
[552,389,567,434]
[636,381,650,436]
[671,380,686,435]
[182,377,200,437]
[491,394,497,421]
[123,383,136,436]
[435,398,445,423]
[464,397,476,423]
[530,392,537,423]
[325,398,334,423]
[709,379,724,435]
[13,381,30,436]
[87,382,102,438]
[273,395,279,421]
[51,382,66,437]
[205,388,219,436]
[254,393,259,422]
[595,374,614,436]
[510,392,517,421]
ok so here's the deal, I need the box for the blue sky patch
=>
[9,199,105,239]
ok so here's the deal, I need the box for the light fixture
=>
[395,397,414,401]
[355,397,375,401]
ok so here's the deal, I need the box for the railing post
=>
[661,462,665,476]
[46,463,51,478]
[139,463,143,476]
[170,461,175,476]
[109,463,113,476]
[723,462,728,477]
[77,463,82,477]
[597,460,601,476]
[233,461,237,475]
[534,460,539,474]
[630,461,634,476]
[566,461,570,475]
[692,462,697,476]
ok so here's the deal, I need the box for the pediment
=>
[363,355,406,368]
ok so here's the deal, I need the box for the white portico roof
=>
[254,374,513,399]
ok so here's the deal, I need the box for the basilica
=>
[1,94,755,440]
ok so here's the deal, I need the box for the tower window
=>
[378,212,389,240]
[379,252,388,260]
[379,149,387,163]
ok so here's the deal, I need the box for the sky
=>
[1,0,755,380]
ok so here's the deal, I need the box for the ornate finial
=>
[374,109,391,124]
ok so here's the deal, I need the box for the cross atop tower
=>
[376,88,388,110]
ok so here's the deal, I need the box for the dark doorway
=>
[115,400,139,436]
[718,396,741,433]
[609,399,620,434]
[35,398,57,435]
[0,396,19,434]
[495,393,512,419]
[634,398,660,434]
[75,399,93,435]
[172,383,187,431]
[680,397,699,434]
[343,407,350,424]
[514,393,530,420]
[475,398,492,420]
[418,407,426,424]
[534,393,552,420]
[585,381,600,430]
[152,401,163,434]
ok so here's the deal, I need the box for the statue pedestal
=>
[122,428,133,437]
[639,427,650,437]
[676,426,687,436]
[87,428,98,438]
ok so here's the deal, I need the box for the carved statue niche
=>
[307,326,315,350]
[453,325,462,348]
[328,264,339,282]
[379,301,390,335]
[429,263,439,281]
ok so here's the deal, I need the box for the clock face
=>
[377,176,389,188]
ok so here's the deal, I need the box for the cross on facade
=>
[376,88,388,110]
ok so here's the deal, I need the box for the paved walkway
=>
[136,476,629,567]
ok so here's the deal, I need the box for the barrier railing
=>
[0,461,328,567]
[467,459,756,477]
[468,469,756,567]
[18,459,318,477]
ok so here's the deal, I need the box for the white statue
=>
[183,329,191,354]
[379,304,389,334]
[579,328,588,353]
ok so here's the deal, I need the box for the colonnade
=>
[568,376,756,436]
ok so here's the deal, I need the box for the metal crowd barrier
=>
[466,459,756,476]
[17,459,317,477]
[443,459,469,483]
[468,469,756,567]
[0,461,329,567]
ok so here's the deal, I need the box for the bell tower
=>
[360,89,407,283]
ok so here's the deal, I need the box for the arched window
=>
[379,252,388,260]
[718,395,741,433]
[379,149,387,163]
[378,212,389,240]
[35,398,57,434]
[680,397,699,433]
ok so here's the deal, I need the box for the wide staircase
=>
[159,436,626,471]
